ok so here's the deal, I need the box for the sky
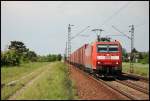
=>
[1,1,149,55]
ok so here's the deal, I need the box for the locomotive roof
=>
[89,40,120,45]
[96,41,120,44]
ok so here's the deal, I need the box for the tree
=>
[47,54,52,62]
[1,50,20,66]
[7,41,38,63]
[132,48,138,53]
[26,51,37,62]
[122,48,127,57]
[139,52,149,64]
[51,54,57,61]
[122,48,128,62]
[8,41,28,55]
[57,54,62,61]
[138,52,143,59]
[37,55,48,62]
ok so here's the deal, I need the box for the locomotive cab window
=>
[97,44,119,52]
[108,45,118,52]
[97,45,108,52]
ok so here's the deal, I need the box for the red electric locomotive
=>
[70,39,122,75]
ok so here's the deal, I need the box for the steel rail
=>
[71,65,137,100]
[115,79,149,94]
[122,72,149,82]
[69,63,149,100]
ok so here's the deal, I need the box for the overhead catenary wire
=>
[106,34,128,38]
[135,22,148,28]
[112,25,131,39]
[71,26,90,40]
[101,2,131,27]
[86,2,131,43]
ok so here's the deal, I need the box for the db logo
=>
[105,56,111,59]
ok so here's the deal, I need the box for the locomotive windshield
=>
[97,44,118,52]
[108,45,118,52]
[97,45,108,52]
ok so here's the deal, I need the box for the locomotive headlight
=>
[111,56,119,60]
[116,62,118,64]
[97,62,101,64]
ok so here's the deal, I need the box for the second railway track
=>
[69,64,149,100]
[114,77,149,94]
[99,77,149,100]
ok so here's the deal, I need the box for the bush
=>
[1,50,20,66]
[26,51,37,62]
[37,56,48,62]
[139,52,149,64]
[57,54,62,61]
[36,54,62,62]
[139,57,149,64]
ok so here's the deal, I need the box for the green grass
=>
[1,62,49,84]
[8,62,78,100]
[15,62,78,100]
[122,62,149,77]
[1,62,50,100]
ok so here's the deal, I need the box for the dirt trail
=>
[6,67,42,87]
[69,66,129,100]
[8,64,52,100]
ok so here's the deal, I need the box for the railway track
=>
[122,72,149,83]
[98,78,149,100]
[114,75,149,94]
[114,79,149,94]
[70,64,149,100]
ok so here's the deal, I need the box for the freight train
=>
[68,39,122,76]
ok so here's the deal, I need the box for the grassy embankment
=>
[14,62,78,100]
[1,62,78,100]
[1,62,50,100]
[122,62,149,77]
[1,62,49,84]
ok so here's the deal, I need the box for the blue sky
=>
[1,1,149,55]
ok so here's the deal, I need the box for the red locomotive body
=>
[70,40,122,75]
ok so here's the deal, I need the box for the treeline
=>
[1,41,62,66]
[122,48,149,64]
[37,54,62,62]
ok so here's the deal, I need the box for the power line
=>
[71,26,90,40]
[101,2,131,27]
[111,24,135,73]
[135,22,148,28]
[106,34,127,37]
[112,25,131,39]
[79,34,89,37]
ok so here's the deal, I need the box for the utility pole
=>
[129,25,134,73]
[64,42,67,61]
[66,25,89,74]
[68,24,74,61]
[92,29,104,41]
[68,24,74,74]
[112,25,134,73]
